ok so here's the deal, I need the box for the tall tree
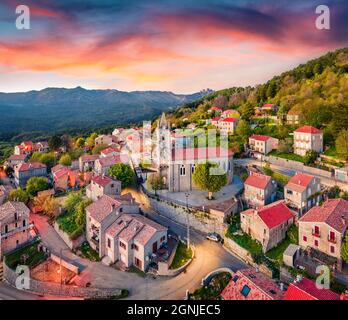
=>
[336,129,348,160]
[26,177,49,197]
[192,162,227,200]
[48,135,62,151]
[59,154,72,166]
[7,188,29,203]
[108,163,134,189]
[341,230,348,264]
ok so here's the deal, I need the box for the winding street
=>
[0,186,246,300]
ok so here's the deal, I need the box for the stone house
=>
[244,172,277,208]
[5,154,27,168]
[86,175,121,201]
[94,155,126,175]
[51,165,81,191]
[248,134,279,159]
[298,198,348,270]
[14,162,47,188]
[86,195,165,271]
[284,173,321,216]
[0,201,31,259]
[100,147,121,158]
[104,214,167,271]
[221,268,284,300]
[211,117,239,134]
[95,135,118,146]
[79,154,100,172]
[241,201,295,252]
[0,185,12,205]
[293,126,323,156]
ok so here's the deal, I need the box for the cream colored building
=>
[284,173,321,216]
[248,134,279,158]
[298,198,348,270]
[293,126,323,156]
[86,175,121,202]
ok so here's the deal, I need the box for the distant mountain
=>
[0,87,212,136]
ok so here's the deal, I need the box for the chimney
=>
[341,215,346,226]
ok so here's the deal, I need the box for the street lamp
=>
[185,192,190,250]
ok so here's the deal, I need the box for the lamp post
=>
[185,192,190,250]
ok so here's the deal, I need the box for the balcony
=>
[312,230,321,238]
[327,236,337,244]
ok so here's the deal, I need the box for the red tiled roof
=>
[91,175,114,187]
[0,201,30,221]
[97,155,123,167]
[221,117,238,123]
[101,147,120,155]
[80,154,99,162]
[221,268,284,300]
[286,173,314,193]
[15,162,46,172]
[172,147,233,161]
[294,126,322,134]
[262,104,276,109]
[86,195,121,222]
[211,117,221,121]
[256,201,294,229]
[250,134,272,142]
[283,278,340,300]
[8,154,27,161]
[299,198,348,233]
[245,173,272,190]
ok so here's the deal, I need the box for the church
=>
[154,113,234,193]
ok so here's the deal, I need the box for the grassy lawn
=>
[56,211,84,240]
[272,171,290,186]
[269,150,306,163]
[265,225,299,266]
[76,242,100,262]
[170,241,193,269]
[192,272,232,300]
[5,241,48,269]
[229,232,263,256]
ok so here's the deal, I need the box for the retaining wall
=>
[53,222,86,250]
[2,261,122,299]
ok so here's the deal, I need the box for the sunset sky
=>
[0,0,348,93]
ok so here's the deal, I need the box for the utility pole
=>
[185,192,190,250]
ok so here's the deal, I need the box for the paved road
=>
[24,188,246,300]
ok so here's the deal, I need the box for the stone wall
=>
[266,156,333,179]
[2,261,122,299]
[223,237,254,265]
[148,196,226,235]
[53,222,86,250]
[50,254,79,274]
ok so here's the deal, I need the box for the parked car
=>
[206,232,222,243]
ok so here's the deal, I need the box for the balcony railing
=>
[312,230,321,238]
[327,236,337,244]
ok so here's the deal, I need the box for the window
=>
[330,246,335,254]
[120,241,126,250]
[107,238,111,248]
[241,285,251,297]
[160,236,166,242]
[191,165,195,174]
[303,236,307,242]
[5,225,8,233]
[23,220,26,227]
[132,244,139,251]
[232,275,239,283]
[314,239,319,247]
[286,190,293,195]
[180,165,186,176]
[314,226,320,236]
[329,231,335,242]
[228,161,231,171]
